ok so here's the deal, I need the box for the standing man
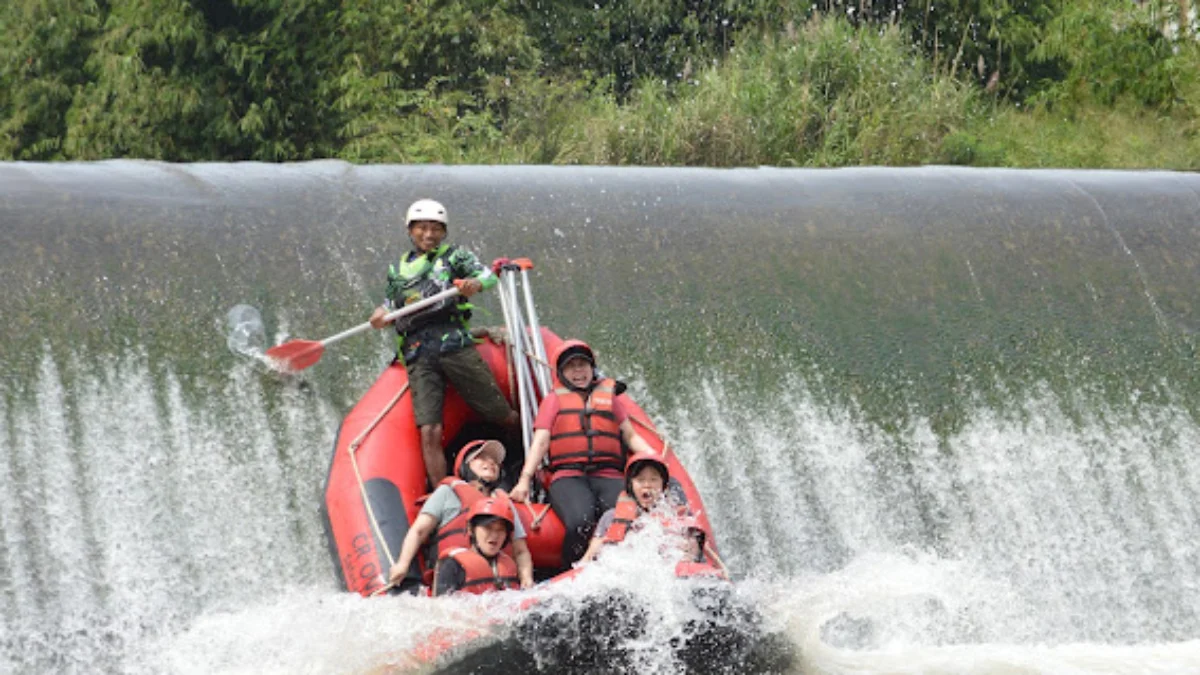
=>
[370,199,517,486]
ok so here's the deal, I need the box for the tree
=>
[331,0,541,161]
[0,0,105,159]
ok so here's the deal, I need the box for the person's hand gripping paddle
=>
[265,287,460,372]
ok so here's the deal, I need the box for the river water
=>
[2,162,1199,673]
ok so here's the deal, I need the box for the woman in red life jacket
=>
[579,452,671,563]
[509,340,658,569]
[433,496,521,596]
[387,440,533,593]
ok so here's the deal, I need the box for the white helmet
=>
[405,199,447,228]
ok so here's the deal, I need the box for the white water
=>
[3,348,1200,673]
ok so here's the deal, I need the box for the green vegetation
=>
[2,0,1198,168]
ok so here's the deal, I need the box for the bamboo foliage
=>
[0,0,105,159]
[0,0,1198,162]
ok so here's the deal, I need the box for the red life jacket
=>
[601,493,692,546]
[602,492,641,544]
[429,479,487,558]
[429,481,514,559]
[443,547,519,595]
[548,378,624,474]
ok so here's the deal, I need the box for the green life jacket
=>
[387,244,475,356]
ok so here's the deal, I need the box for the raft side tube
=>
[324,365,425,595]
[320,421,346,590]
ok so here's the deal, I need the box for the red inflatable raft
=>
[322,328,722,596]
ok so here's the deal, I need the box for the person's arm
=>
[580,509,616,564]
[510,428,550,502]
[612,398,656,455]
[370,305,391,328]
[450,248,497,297]
[433,558,466,597]
[372,263,403,327]
[512,539,534,588]
[580,537,605,565]
[619,419,656,456]
[387,512,439,583]
[506,502,534,588]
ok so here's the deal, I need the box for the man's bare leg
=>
[421,423,446,487]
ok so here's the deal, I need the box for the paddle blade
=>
[265,340,325,371]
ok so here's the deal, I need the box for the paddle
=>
[265,287,461,371]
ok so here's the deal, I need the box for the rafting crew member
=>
[671,515,722,576]
[580,452,675,564]
[582,454,722,578]
[510,340,657,568]
[387,440,534,592]
[433,496,521,596]
[671,515,727,579]
[369,199,518,488]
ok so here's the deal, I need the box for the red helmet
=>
[624,452,669,493]
[454,439,506,482]
[552,339,596,386]
[468,495,515,548]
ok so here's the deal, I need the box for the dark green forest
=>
[2,0,1198,167]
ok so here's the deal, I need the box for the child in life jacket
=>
[579,452,678,564]
[387,440,533,593]
[433,496,521,596]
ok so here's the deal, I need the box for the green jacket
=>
[385,243,496,360]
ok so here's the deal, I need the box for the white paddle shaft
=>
[322,287,461,348]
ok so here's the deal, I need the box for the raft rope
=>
[348,381,411,576]
[521,501,553,530]
[368,582,396,597]
[704,543,731,578]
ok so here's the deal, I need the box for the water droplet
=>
[226,304,266,356]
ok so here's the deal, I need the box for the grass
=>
[963,103,1200,170]
[390,14,1200,171]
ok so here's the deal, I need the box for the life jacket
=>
[547,378,624,474]
[601,492,641,544]
[429,479,486,558]
[429,480,514,560]
[601,493,693,548]
[442,547,519,595]
[387,244,469,337]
